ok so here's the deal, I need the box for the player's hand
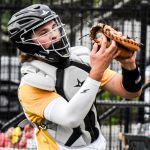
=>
[89,34,118,81]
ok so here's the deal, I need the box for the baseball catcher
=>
[8,4,142,150]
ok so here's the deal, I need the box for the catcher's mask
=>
[8,4,70,62]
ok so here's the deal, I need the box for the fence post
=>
[124,107,130,133]
[138,0,149,123]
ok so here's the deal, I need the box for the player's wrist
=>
[121,62,136,71]
[87,76,100,86]
[89,69,103,81]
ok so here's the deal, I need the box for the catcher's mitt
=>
[89,23,142,59]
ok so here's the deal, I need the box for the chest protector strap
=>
[55,68,68,101]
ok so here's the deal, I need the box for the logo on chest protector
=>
[74,78,85,87]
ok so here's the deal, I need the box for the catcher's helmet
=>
[8,4,70,62]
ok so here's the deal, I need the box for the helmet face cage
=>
[17,15,70,61]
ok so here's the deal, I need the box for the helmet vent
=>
[34,6,40,9]
[9,28,18,34]
[18,18,34,25]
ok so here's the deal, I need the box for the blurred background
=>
[0,0,150,149]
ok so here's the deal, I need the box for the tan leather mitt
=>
[89,23,142,59]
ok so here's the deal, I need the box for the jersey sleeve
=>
[18,84,60,118]
[101,68,117,87]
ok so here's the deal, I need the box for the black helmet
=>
[8,4,70,62]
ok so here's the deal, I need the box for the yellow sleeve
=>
[18,84,60,119]
[101,68,117,87]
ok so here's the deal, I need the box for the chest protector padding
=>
[62,61,90,100]
[20,46,100,147]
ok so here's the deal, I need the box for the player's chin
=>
[43,39,61,49]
